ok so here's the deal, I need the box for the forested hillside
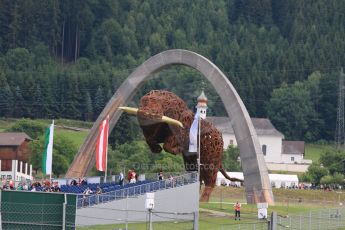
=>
[1,0,345,142]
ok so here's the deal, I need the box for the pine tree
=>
[63,75,81,119]
[13,85,24,118]
[0,75,13,117]
[93,86,105,119]
[32,84,43,118]
[83,91,93,121]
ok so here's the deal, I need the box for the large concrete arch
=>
[66,49,274,204]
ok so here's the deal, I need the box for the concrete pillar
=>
[20,161,23,173]
[25,162,28,175]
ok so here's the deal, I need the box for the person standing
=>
[96,185,102,194]
[234,201,241,220]
[131,170,137,183]
[158,170,164,180]
[119,172,124,186]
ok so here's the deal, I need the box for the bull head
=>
[119,106,183,128]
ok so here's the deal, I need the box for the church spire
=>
[196,91,208,119]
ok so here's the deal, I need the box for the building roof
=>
[0,132,32,146]
[197,91,208,103]
[207,117,284,137]
[282,141,305,155]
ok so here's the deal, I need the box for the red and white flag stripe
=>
[96,117,109,171]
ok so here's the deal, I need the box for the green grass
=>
[304,143,337,163]
[200,201,320,216]
[55,118,93,129]
[0,118,90,148]
[210,187,345,206]
[55,128,88,148]
[0,118,18,131]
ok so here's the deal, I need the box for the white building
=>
[217,172,299,188]
[207,116,312,172]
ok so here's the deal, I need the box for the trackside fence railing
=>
[0,190,77,229]
[276,207,345,230]
[77,172,198,208]
[198,208,345,230]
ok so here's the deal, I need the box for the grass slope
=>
[304,143,337,164]
[54,128,88,148]
[0,118,90,147]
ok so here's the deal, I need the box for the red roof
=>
[0,132,32,146]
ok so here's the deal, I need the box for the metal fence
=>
[78,172,198,208]
[143,171,192,180]
[201,222,268,230]
[1,202,77,230]
[277,207,345,230]
[0,190,76,230]
[198,208,345,230]
[76,209,197,230]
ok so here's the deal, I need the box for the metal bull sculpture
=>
[120,90,241,202]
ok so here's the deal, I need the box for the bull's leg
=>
[200,186,214,202]
[199,169,218,202]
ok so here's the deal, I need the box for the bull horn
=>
[118,106,138,115]
[162,116,184,128]
[119,106,183,128]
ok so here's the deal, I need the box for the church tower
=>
[196,91,208,119]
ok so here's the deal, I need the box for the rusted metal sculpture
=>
[120,90,240,202]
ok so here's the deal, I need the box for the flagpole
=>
[105,116,109,183]
[198,116,201,180]
[198,114,201,229]
[50,120,54,183]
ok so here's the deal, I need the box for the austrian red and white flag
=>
[96,117,109,171]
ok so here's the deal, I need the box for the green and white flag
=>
[42,120,54,175]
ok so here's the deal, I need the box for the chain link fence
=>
[76,209,196,230]
[0,190,76,230]
[277,207,345,230]
[198,208,345,230]
[201,222,268,230]
[1,202,76,230]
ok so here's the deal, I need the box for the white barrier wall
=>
[76,182,199,226]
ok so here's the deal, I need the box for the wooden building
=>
[0,132,33,181]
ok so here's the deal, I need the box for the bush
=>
[6,119,46,139]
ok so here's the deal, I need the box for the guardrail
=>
[78,172,198,208]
